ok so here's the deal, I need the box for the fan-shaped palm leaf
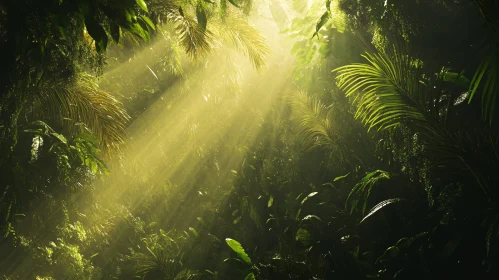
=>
[33,73,130,156]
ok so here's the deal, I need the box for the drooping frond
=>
[468,54,498,123]
[288,91,335,151]
[150,1,213,58]
[468,0,499,123]
[360,198,404,224]
[345,170,392,215]
[33,73,130,155]
[472,0,499,40]
[333,49,436,133]
[210,15,270,70]
[174,13,213,58]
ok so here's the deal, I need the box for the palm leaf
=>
[359,198,404,224]
[468,54,498,123]
[209,14,270,70]
[468,0,499,123]
[345,170,393,215]
[33,73,129,156]
[149,1,213,58]
[333,48,437,134]
[288,91,336,150]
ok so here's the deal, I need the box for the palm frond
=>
[360,198,404,224]
[132,246,184,279]
[345,170,392,215]
[288,91,336,151]
[152,2,213,58]
[33,73,130,156]
[468,0,499,123]
[472,0,499,40]
[333,48,436,133]
[210,14,270,70]
[468,54,498,123]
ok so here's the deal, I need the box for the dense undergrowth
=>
[1,0,499,279]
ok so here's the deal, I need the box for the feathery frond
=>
[210,15,270,70]
[33,73,130,155]
[333,49,436,133]
[151,2,213,58]
[288,91,335,151]
[360,198,404,224]
[345,170,392,215]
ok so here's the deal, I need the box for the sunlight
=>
[87,12,296,242]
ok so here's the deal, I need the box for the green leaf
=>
[441,71,470,89]
[295,228,313,246]
[333,172,350,182]
[312,11,330,39]
[244,273,256,280]
[136,0,148,12]
[189,227,199,237]
[301,192,318,205]
[50,132,67,144]
[129,22,150,41]
[140,15,156,31]
[301,215,322,222]
[225,238,252,265]
[268,195,274,207]
[228,0,241,8]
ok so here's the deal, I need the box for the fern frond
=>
[33,73,130,156]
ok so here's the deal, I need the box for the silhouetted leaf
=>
[84,16,108,52]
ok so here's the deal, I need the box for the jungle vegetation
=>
[0,0,498,279]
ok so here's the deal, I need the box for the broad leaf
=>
[84,16,108,52]
[244,272,256,280]
[136,0,148,12]
[225,238,252,265]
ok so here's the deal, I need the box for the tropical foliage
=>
[1,0,499,279]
